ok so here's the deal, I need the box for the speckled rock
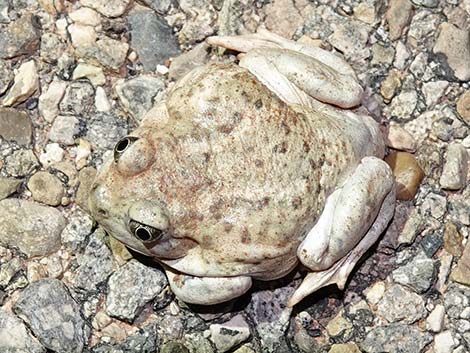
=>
[185,333,215,353]
[73,229,114,292]
[59,81,95,116]
[385,0,413,41]
[38,80,67,123]
[384,90,417,121]
[451,241,470,286]
[160,341,190,353]
[106,259,168,321]
[0,199,66,257]
[0,108,32,145]
[178,0,217,45]
[61,208,94,252]
[142,0,171,14]
[380,70,402,102]
[0,13,39,59]
[443,284,470,319]
[76,166,97,212]
[0,177,21,200]
[76,37,129,71]
[49,115,80,145]
[329,343,361,353]
[85,112,128,152]
[264,0,305,38]
[426,304,445,333]
[0,308,45,353]
[377,284,427,324]
[391,251,436,293]
[385,152,425,200]
[128,9,180,71]
[0,61,12,95]
[27,171,65,206]
[13,279,89,353]
[443,221,464,256]
[456,91,470,123]
[115,75,165,121]
[440,142,468,190]
[81,0,130,17]
[433,23,470,81]
[2,60,39,107]
[209,314,251,352]
[3,149,39,177]
[360,324,432,353]
[169,42,209,81]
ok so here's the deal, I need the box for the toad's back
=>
[152,63,380,278]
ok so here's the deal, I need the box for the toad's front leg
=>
[289,156,395,307]
[164,267,252,305]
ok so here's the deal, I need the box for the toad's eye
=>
[114,136,139,162]
[129,220,164,243]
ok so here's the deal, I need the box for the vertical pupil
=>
[135,226,151,241]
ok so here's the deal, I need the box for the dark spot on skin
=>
[273,141,287,154]
[255,99,263,109]
[223,222,233,233]
[255,159,264,168]
[292,197,302,209]
[303,140,310,152]
[257,197,270,209]
[281,121,291,135]
[241,230,251,244]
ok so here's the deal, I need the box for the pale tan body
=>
[89,30,395,307]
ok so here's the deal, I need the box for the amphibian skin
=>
[89,30,395,307]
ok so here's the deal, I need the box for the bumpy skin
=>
[90,63,383,279]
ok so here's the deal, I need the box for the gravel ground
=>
[0,0,469,352]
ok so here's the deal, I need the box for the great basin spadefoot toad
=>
[89,30,395,307]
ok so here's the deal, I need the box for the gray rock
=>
[142,0,171,13]
[0,108,32,145]
[209,314,251,352]
[81,0,131,17]
[185,333,215,353]
[0,257,21,287]
[0,176,21,200]
[86,112,128,152]
[328,19,370,64]
[0,61,12,95]
[40,32,66,64]
[27,171,65,206]
[360,324,432,353]
[444,284,470,319]
[49,115,80,145]
[377,284,427,324]
[0,0,9,23]
[0,198,66,257]
[160,341,190,353]
[0,13,39,59]
[75,166,97,212]
[246,284,294,351]
[169,42,209,81]
[0,308,45,353]
[59,81,95,116]
[178,0,217,45]
[106,259,168,321]
[384,90,418,121]
[61,208,94,252]
[385,0,413,41]
[76,37,129,71]
[433,23,470,81]
[128,9,180,71]
[391,251,437,293]
[73,229,114,292]
[411,0,439,7]
[440,142,468,190]
[115,75,165,121]
[3,149,39,178]
[14,279,89,353]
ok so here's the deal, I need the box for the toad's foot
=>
[288,156,395,307]
[207,29,363,109]
[165,267,252,305]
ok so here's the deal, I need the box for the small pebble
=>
[440,142,468,190]
[385,152,425,200]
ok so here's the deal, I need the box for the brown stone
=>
[329,343,362,353]
[451,241,470,286]
[456,90,470,124]
[0,108,32,145]
[385,152,425,201]
[76,166,97,212]
[385,0,413,41]
[444,221,464,257]
[380,70,402,102]
[264,0,306,38]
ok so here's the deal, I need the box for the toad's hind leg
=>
[288,156,395,307]
[207,29,363,108]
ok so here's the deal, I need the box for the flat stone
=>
[371,43,395,66]
[39,143,65,168]
[444,284,470,319]
[433,23,470,81]
[40,32,67,64]
[0,199,65,257]
[411,0,438,7]
[457,90,470,123]
[4,149,39,177]
[27,171,65,206]
[451,241,470,286]
[0,13,39,59]
[0,177,21,200]
[264,0,305,38]
[106,259,168,321]
[2,60,39,107]
[61,208,94,252]
[380,69,402,102]
[115,75,165,121]
[386,0,413,41]
[0,0,9,23]
[360,324,432,353]
[73,228,114,292]
[142,0,171,14]
[76,37,129,71]
[128,9,180,71]
[169,42,209,81]
[69,7,101,26]
[443,221,464,256]
[160,341,190,353]
[38,80,67,123]
[178,0,217,45]
[76,166,96,212]
[328,20,370,62]
[391,251,436,293]
[13,279,89,353]
[329,343,361,353]
[81,0,130,17]
[68,23,97,48]
[49,115,80,145]
[72,63,106,86]
[426,304,445,333]
[423,80,449,107]
[385,152,424,200]
[95,86,111,112]
[384,90,418,121]
[434,330,457,353]
[209,314,251,352]
[386,123,416,152]
[85,112,128,152]
[0,308,45,353]
[59,81,95,116]
[0,108,32,145]
[326,309,354,340]
[440,142,468,190]
[377,284,426,324]
[0,61,13,95]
